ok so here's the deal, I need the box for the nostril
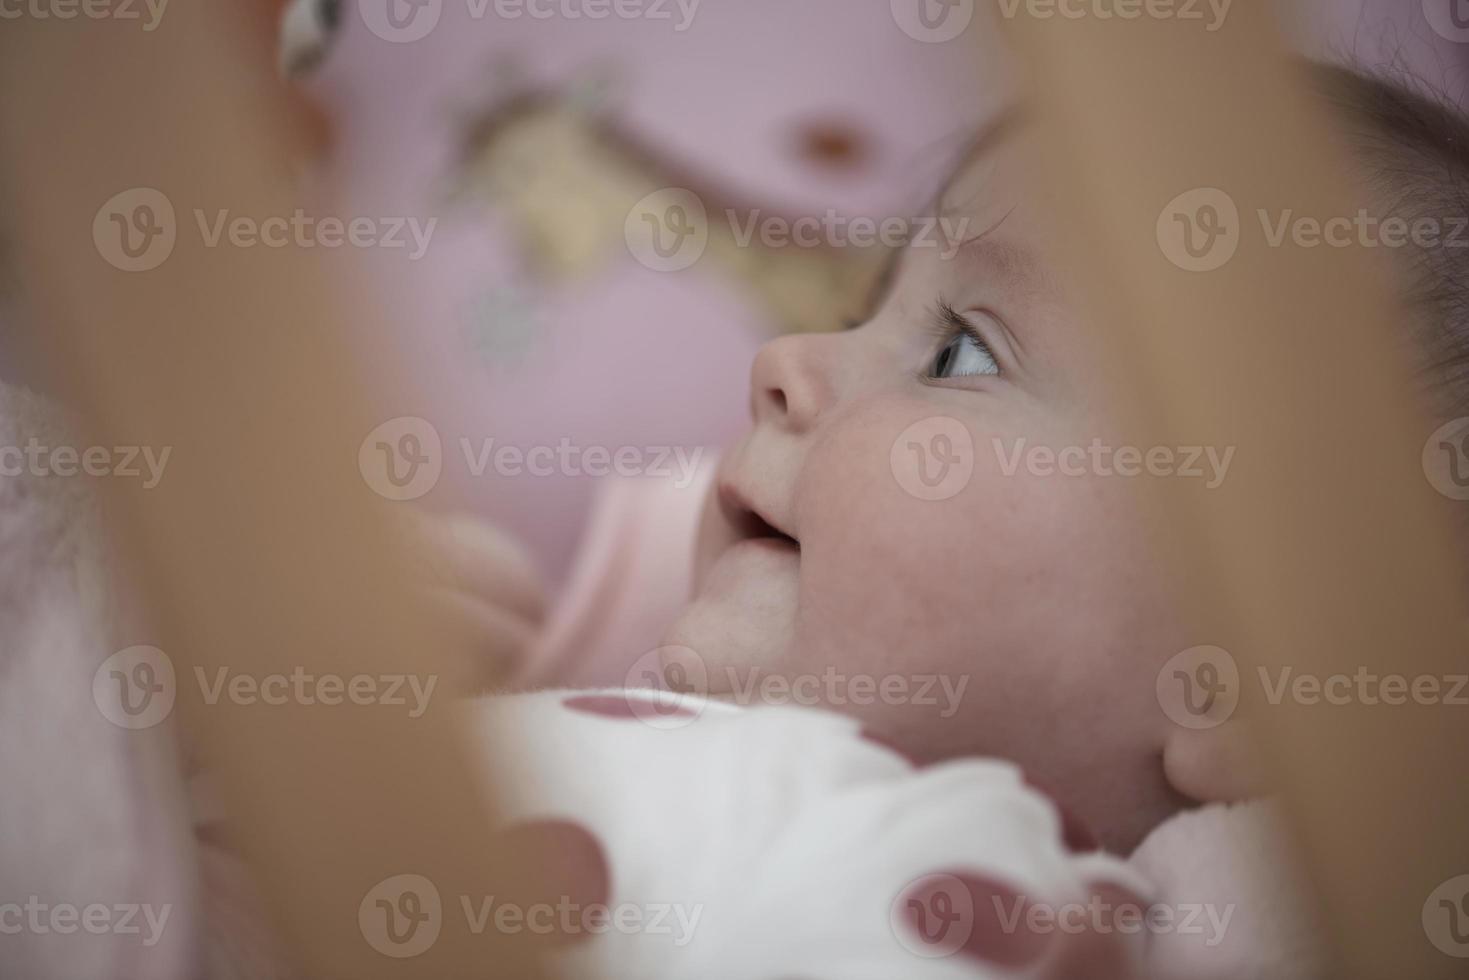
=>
[767,386,788,415]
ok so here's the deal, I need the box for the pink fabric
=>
[301,0,995,590]
[523,459,715,687]
[296,0,1469,604]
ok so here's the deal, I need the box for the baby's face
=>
[665,122,1194,852]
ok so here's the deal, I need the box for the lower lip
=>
[695,535,799,595]
[729,536,798,555]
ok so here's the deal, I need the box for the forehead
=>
[927,120,1062,297]
[937,110,1031,221]
[862,115,1060,314]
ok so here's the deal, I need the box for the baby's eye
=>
[927,324,999,379]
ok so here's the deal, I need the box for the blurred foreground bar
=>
[1003,3,1469,977]
[0,7,543,979]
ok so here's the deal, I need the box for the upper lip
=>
[717,481,799,548]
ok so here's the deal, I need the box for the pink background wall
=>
[298,0,1469,597]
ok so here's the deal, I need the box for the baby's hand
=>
[410,513,547,686]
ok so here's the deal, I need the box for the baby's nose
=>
[749,332,837,432]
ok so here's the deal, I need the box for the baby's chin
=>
[661,537,800,697]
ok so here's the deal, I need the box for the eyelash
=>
[924,301,1000,377]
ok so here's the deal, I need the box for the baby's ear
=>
[1162,722,1266,804]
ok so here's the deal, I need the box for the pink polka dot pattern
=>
[1088,879,1153,949]
[1042,881,1145,980]
[499,819,610,946]
[899,872,1054,969]
[563,694,697,720]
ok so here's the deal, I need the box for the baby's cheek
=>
[789,402,1135,751]
[792,404,1054,666]
[802,397,1074,582]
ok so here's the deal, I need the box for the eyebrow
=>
[844,105,1037,331]
[955,232,1048,294]
[844,211,1048,334]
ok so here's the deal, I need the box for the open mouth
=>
[719,483,800,552]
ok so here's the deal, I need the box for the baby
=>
[434,61,1469,979]
[443,116,1228,978]
[4,55,1460,980]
